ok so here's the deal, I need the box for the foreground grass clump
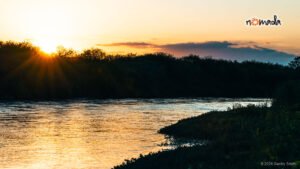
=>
[114,145,261,169]
[159,105,270,140]
[114,105,300,169]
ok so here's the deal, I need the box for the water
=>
[0,98,270,169]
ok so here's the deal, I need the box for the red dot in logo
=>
[251,18,259,26]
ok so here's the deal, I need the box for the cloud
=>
[162,41,234,50]
[98,42,157,48]
[98,41,296,65]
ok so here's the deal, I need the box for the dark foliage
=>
[273,81,300,110]
[0,41,299,100]
[289,56,300,69]
[159,105,270,140]
[114,145,263,169]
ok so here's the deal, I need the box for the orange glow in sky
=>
[0,0,299,54]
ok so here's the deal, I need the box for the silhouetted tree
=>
[273,80,300,110]
[80,48,106,60]
[55,46,77,58]
[289,56,300,69]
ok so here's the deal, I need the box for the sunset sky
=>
[0,0,299,61]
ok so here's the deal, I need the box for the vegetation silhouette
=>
[289,56,300,69]
[1,41,299,100]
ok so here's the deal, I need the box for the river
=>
[0,98,270,169]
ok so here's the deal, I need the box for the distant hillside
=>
[99,41,297,65]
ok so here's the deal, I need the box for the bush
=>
[273,81,300,110]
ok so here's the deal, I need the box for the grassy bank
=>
[114,102,300,168]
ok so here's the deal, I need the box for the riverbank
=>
[113,104,300,169]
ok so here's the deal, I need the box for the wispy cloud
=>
[98,41,297,65]
[98,42,157,48]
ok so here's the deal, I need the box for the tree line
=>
[0,41,299,100]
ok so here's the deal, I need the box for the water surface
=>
[0,98,269,169]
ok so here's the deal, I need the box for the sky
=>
[0,0,299,63]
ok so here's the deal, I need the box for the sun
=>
[19,3,76,54]
[34,38,59,54]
